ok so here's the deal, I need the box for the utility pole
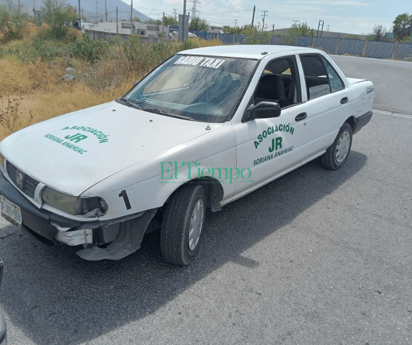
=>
[173,9,177,20]
[78,0,81,29]
[130,0,134,34]
[18,0,21,13]
[317,20,324,37]
[95,0,98,23]
[292,19,299,26]
[116,7,118,33]
[261,10,268,31]
[179,0,187,42]
[327,24,331,32]
[105,0,107,22]
[234,19,237,28]
[251,5,255,28]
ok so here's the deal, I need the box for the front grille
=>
[6,162,40,198]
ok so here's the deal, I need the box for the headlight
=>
[41,187,107,217]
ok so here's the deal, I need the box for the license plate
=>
[1,196,22,229]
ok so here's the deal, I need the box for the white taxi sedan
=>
[0,45,374,265]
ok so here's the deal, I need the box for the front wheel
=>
[160,184,206,265]
[321,123,353,170]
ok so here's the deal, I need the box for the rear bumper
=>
[353,111,372,135]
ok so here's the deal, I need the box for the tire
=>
[321,123,353,170]
[160,184,206,265]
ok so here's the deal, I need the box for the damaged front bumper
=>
[0,171,158,261]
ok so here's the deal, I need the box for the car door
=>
[297,53,352,154]
[233,55,316,196]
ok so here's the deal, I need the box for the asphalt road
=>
[331,55,412,115]
[1,56,412,345]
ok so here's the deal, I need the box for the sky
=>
[123,0,410,35]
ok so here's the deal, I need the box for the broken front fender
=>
[76,209,157,261]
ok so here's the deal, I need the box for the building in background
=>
[85,21,169,38]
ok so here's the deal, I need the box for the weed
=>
[0,95,33,136]
[69,35,109,62]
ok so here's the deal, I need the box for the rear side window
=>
[300,55,330,99]
[322,57,344,93]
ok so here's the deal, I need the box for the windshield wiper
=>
[143,108,195,121]
[119,97,142,110]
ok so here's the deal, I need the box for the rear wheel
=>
[321,123,353,170]
[160,184,206,265]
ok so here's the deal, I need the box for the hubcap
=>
[335,131,350,163]
[188,199,204,251]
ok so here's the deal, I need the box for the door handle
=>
[295,112,307,121]
[340,97,349,104]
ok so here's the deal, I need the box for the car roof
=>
[178,45,322,60]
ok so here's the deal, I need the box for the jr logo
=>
[65,133,88,143]
[269,137,282,153]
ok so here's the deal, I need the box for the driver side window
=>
[253,56,301,109]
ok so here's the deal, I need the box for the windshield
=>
[122,55,258,123]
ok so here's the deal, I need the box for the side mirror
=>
[133,81,139,87]
[245,101,281,121]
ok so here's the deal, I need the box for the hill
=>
[0,0,153,23]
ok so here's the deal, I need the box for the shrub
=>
[0,5,29,42]
[283,32,298,46]
[41,0,77,41]
[244,26,273,44]
[69,35,109,62]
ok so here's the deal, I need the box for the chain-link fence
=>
[314,37,338,54]
[338,39,364,56]
[397,43,412,59]
[365,41,394,59]
[190,31,412,60]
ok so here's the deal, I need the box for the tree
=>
[223,25,243,34]
[146,19,162,24]
[163,16,178,26]
[189,17,208,32]
[41,0,77,40]
[367,24,390,41]
[289,22,315,36]
[393,13,412,41]
[0,5,29,41]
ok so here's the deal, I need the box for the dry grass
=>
[0,36,222,141]
[0,79,133,140]
[0,59,67,94]
[0,58,137,140]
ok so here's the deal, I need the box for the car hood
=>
[0,101,217,195]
